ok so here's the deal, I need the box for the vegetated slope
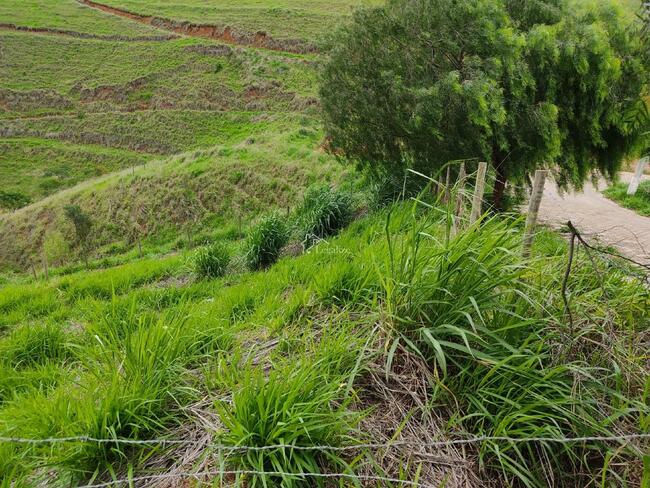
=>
[0,200,647,487]
[0,122,344,271]
[0,32,317,119]
[604,179,650,216]
[0,0,168,37]
[0,30,319,213]
[0,111,310,154]
[0,138,152,206]
[83,0,381,46]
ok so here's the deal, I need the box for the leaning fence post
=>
[469,161,488,225]
[522,169,547,257]
[626,157,648,195]
[452,162,466,235]
[443,165,451,204]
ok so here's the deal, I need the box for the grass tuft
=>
[245,213,290,270]
[296,185,354,247]
[0,322,70,369]
[193,241,230,279]
[216,358,358,487]
[603,180,650,216]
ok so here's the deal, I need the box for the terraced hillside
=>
[0,1,648,488]
[0,0,363,271]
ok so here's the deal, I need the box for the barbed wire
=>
[2,433,648,448]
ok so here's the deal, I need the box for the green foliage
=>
[377,205,648,487]
[216,358,357,487]
[0,190,30,211]
[0,201,646,485]
[296,185,354,246]
[193,241,230,279]
[320,0,648,207]
[245,213,289,270]
[42,230,70,268]
[0,323,70,369]
[603,179,650,216]
[64,205,92,246]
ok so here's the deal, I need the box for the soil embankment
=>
[78,0,316,53]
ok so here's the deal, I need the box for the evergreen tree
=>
[320,0,648,209]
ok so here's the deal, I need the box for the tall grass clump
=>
[193,241,230,279]
[216,358,359,487]
[377,205,649,487]
[2,313,198,478]
[0,323,70,369]
[296,185,354,247]
[245,213,289,270]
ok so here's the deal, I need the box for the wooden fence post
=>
[469,161,488,225]
[452,162,466,235]
[443,165,451,204]
[627,157,648,195]
[522,169,547,257]
[42,251,49,281]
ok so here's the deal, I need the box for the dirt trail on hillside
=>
[0,22,176,41]
[77,0,315,53]
[538,172,650,265]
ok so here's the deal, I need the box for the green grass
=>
[0,201,647,486]
[193,241,231,279]
[0,1,647,486]
[0,32,317,117]
[94,0,381,41]
[0,111,308,154]
[0,0,167,37]
[603,180,650,216]
[0,120,342,271]
[0,138,152,206]
[245,213,290,269]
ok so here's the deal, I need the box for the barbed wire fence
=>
[2,163,647,487]
[1,433,649,487]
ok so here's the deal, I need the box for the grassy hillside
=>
[0,199,647,486]
[0,0,168,37]
[0,121,343,272]
[0,1,648,486]
[0,28,320,217]
[82,0,380,41]
[0,32,317,118]
[0,138,152,206]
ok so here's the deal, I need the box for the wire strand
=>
[2,433,648,448]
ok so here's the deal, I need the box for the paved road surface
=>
[537,172,649,265]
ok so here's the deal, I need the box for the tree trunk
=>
[492,158,507,212]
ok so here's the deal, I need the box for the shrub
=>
[245,214,289,270]
[193,242,230,279]
[216,359,357,487]
[0,190,30,211]
[297,185,354,247]
[63,205,93,267]
[0,323,70,369]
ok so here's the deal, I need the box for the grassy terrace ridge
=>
[88,0,381,41]
[0,0,168,37]
[0,137,152,206]
[0,32,318,119]
[0,111,312,155]
[604,180,650,216]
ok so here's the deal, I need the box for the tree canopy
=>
[319,0,648,208]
